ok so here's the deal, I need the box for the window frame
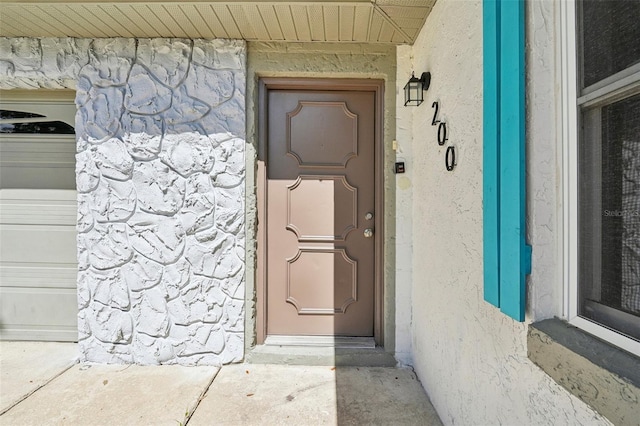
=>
[561,0,640,357]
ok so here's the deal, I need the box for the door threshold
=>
[263,335,376,349]
[246,342,396,367]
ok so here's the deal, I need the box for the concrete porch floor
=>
[0,342,443,425]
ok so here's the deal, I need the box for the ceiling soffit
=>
[0,0,435,44]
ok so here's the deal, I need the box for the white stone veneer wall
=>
[400,0,610,424]
[0,37,246,365]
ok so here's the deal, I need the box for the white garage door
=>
[0,90,78,342]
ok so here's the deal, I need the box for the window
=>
[0,109,75,134]
[566,0,640,355]
[0,91,77,190]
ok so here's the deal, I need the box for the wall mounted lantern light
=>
[404,72,431,106]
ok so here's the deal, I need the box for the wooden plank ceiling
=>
[0,0,435,44]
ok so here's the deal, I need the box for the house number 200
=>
[432,101,455,171]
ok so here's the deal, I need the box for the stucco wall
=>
[0,37,247,366]
[400,0,610,424]
[395,45,414,365]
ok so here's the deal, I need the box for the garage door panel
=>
[0,166,76,191]
[0,202,76,225]
[0,328,78,342]
[1,264,77,289]
[1,225,77,264]
[0,136,76,163]
[0,189,77,225]
[0,135,76,190]
[0,287,78,342]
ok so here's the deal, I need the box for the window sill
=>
[527,318,640,425]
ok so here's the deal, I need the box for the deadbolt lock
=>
[365,212,374,220]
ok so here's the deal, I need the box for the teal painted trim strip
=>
[483,0,500,307]
[498,0,528,321]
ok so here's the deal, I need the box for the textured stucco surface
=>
[0,38,91,89]
[394,45,414,366]
[529,319,640,426]
[245,42,397,353]
[0,37,247,365]
[525,1,564,319]
[401,0,611,424]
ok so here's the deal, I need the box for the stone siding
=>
[1,37,247,365]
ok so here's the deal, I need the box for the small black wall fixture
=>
[404,72,431,106]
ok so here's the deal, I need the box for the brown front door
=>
[264,86,376,337]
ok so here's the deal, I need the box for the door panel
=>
[266,90,375,336]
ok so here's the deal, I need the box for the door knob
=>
[364,228,374,238]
